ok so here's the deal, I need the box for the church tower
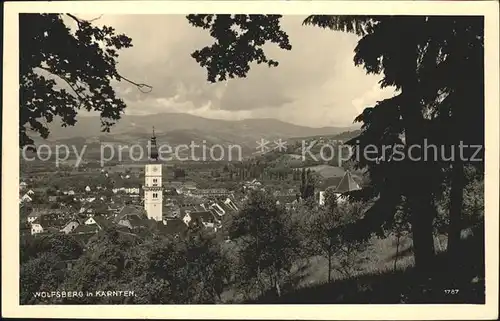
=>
[143,127,163,221]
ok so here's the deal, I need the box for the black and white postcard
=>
[2,0,499,319]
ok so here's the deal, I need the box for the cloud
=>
[71,14,395,127]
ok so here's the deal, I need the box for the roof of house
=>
[61,218,80,228]
[113,205,147,223]
[189,211,216,223]
[307,165,346,179]
[335,171,361,194]
[31,211,67,228]
[46,227,62,234]
[92,216,112,230]
[157,219,188,235]
[192,188,230,194]
[72,224,99,234]
[208,202,232,216]
[318,176,344,190]
[115,225,132,233]
[28,210,43,218]
[222,197,240,211]
[127,216,153,229]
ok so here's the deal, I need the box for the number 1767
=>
[444,289,460,294]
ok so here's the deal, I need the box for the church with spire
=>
[143,127,163,221]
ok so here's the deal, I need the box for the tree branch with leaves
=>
[19,13,152,149]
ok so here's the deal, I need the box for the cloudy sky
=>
[71,15,396,128]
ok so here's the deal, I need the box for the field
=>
[228,230,484,304]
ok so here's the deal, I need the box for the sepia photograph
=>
[2,0,499,319]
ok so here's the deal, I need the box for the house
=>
[124,187,140,194]
[334,171,361,193]
[243,179,262,190]
[163,204,181,218]
[85,186,91,192]
[183,210,216,228]
[29,210,67,235]
[72,223,99,234]
[70,224,100,247]
[48,196,59,202]
[128,216,154,230]
[78,207,96,218]
[189,188,233,198]
[107,204,123,216]
[26,189,35,195]
[223,197,239,211]
[319,191,326,206]
[116,219,133,230]
[20,181,27,190]
[114,205,148,228]
[177,183,197,194]
[84,216,112,230]
[208,203,226,216]
[20,194,32,203]
[27,208,65,224]
[31,222,44,235]
[60,219,80,234]
[319,171,361,205]
[86,200,109,216]
[156,218,188,237]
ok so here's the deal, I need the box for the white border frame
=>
[2,1,499,319]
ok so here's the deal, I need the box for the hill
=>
[25,113,360,161]
[36,113,359,144]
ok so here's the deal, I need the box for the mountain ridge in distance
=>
[38,112,360,146]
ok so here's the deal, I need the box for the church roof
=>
[335,171,361,194]
[149,126,159,161]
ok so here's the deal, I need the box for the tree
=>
[299,168,315,201]
[229,190,301,298]
[36,234,84,261]
[186,14,291,83]
[302,15,484,281]
[20,252,63,304]
[323,187,339,212]
[20,233,83,263]
[187,16,484,278]
[426,18,484,276]
[307,201,367,282]
[20,14,151,149]
[187,13,484,283]
[307,208,337,283]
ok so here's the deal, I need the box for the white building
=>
[31,222,44,235]
[20,194,32,203]
[143,129,163,221]
[319,191,326,206]
[319,171,361,206]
